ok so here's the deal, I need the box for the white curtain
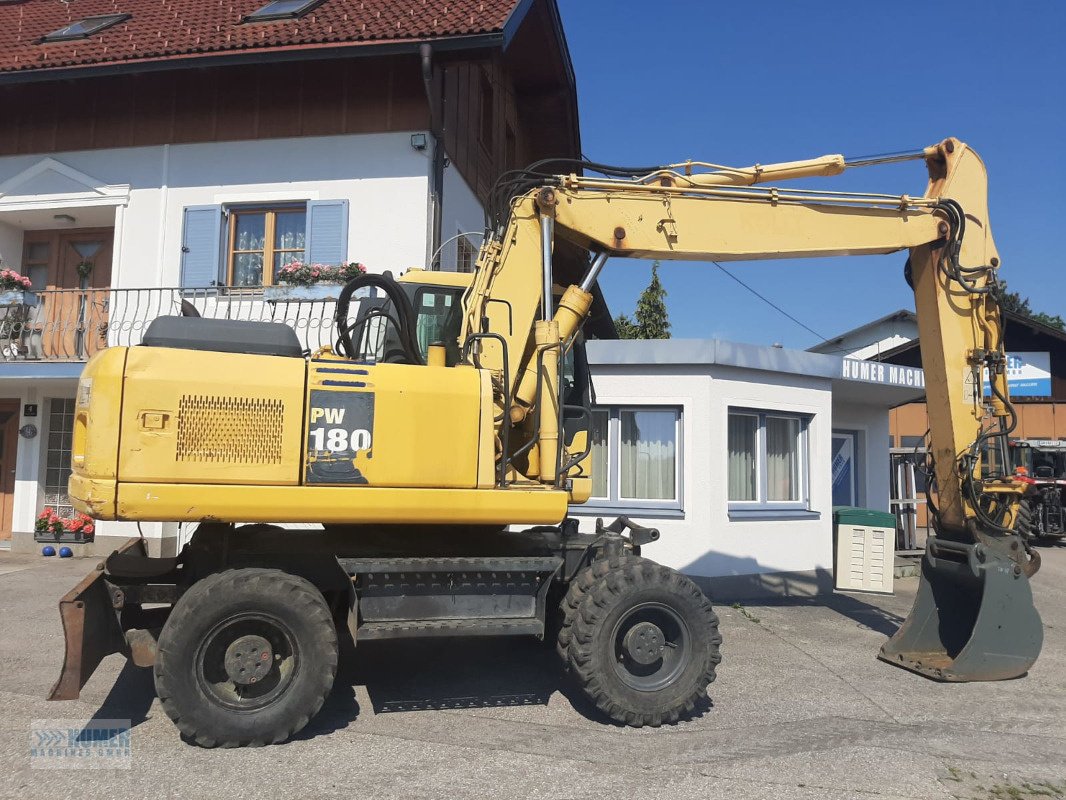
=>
[766,416,800,501]
[728,413,757,501]
[620,410,676,500]
[589,410,609,498]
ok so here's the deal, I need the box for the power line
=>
[712,261,826,342]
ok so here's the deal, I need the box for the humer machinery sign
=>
[841,358,925,389]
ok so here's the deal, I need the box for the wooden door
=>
[0,400,19,540]
[22,228,113,359]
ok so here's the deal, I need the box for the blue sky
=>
[557,1,1065,349]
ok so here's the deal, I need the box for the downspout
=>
[420,44,445,268]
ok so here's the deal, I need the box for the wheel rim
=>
[611,601,691,692]
[195,612,299,711]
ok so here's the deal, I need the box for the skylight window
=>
[41,13,131,43]
[243,0,325,22]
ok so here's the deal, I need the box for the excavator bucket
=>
[879,536,1043,681]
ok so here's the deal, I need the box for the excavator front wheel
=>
[563,557,722,726]
[155,568,338,747]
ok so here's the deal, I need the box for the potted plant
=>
[263,261,367,302]
[0,266,37,308]
[34,508,96,544]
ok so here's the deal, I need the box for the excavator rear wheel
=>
[564,558,722,727]
[155,568,338,747]
[555,554,635,665]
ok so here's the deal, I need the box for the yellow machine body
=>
[71,344,567,525]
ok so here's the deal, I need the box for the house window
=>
[588,406,681,509]
[728,408,810,510]
[244,0,324,22]
[41,14,130,43]
[43,398,76,518]
[228,207,306,286]
[456,234,477,273]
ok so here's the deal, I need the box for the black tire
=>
[1015,498,1037,541]
[565,558,722,727]
[555,555,633,665]
[155,568,338,748]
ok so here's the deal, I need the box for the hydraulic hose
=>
[334,272,424,365]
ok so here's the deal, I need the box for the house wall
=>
[439,162,486,270]
[573,362,835,599]
[0,219,22,267]
[0,48,573,213]
[0,132,434,286]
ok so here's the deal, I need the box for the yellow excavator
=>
[49,137,1043,746]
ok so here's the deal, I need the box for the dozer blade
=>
[47,538,145,701]
[879,535,1042,681]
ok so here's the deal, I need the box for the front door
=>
[0,400,19,539]
[22,228,114,359]
[831,431,859,507]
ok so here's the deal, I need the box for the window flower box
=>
[0,267,37,307]
[263,261,367,303]
[34,509,96,544]
[262,284,346,303]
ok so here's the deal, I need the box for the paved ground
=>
[1,544,1064,800]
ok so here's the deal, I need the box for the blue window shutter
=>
[306,199,349,265]
[180,205,223,288]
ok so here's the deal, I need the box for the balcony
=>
[0,287,338,363]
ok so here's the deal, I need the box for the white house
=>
[0,0,580,554]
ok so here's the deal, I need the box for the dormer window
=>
[41,13,131,43]
[243,0,325,22]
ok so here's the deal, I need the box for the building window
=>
[41,14,130,43]
[228,207,306,286]
[243,0,324,22]
[456,234,477,273]
[43,398,76,518]
[589,406,681,509]
[728,408,810,510]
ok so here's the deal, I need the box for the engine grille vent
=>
[176,394,285,464]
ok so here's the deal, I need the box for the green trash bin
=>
[833,506,897,593]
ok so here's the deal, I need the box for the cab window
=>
[415,287,464,365]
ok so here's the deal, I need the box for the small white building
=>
[577,339,925,598]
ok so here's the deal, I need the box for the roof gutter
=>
[0,31,506,85]
[420,43,445,267]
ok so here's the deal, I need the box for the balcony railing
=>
[0,287,339,362]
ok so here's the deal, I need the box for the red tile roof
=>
[0,0,523,75]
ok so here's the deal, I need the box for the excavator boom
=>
[461,137,1042,681]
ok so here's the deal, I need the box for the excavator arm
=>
[460,137,1043,681]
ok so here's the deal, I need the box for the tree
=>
[998,281,1065,331]
[613,262,671,339]
[613,313,640,339]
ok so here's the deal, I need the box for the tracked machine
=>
[50,138,1042,746]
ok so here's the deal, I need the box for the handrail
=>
[0,286,340,362]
